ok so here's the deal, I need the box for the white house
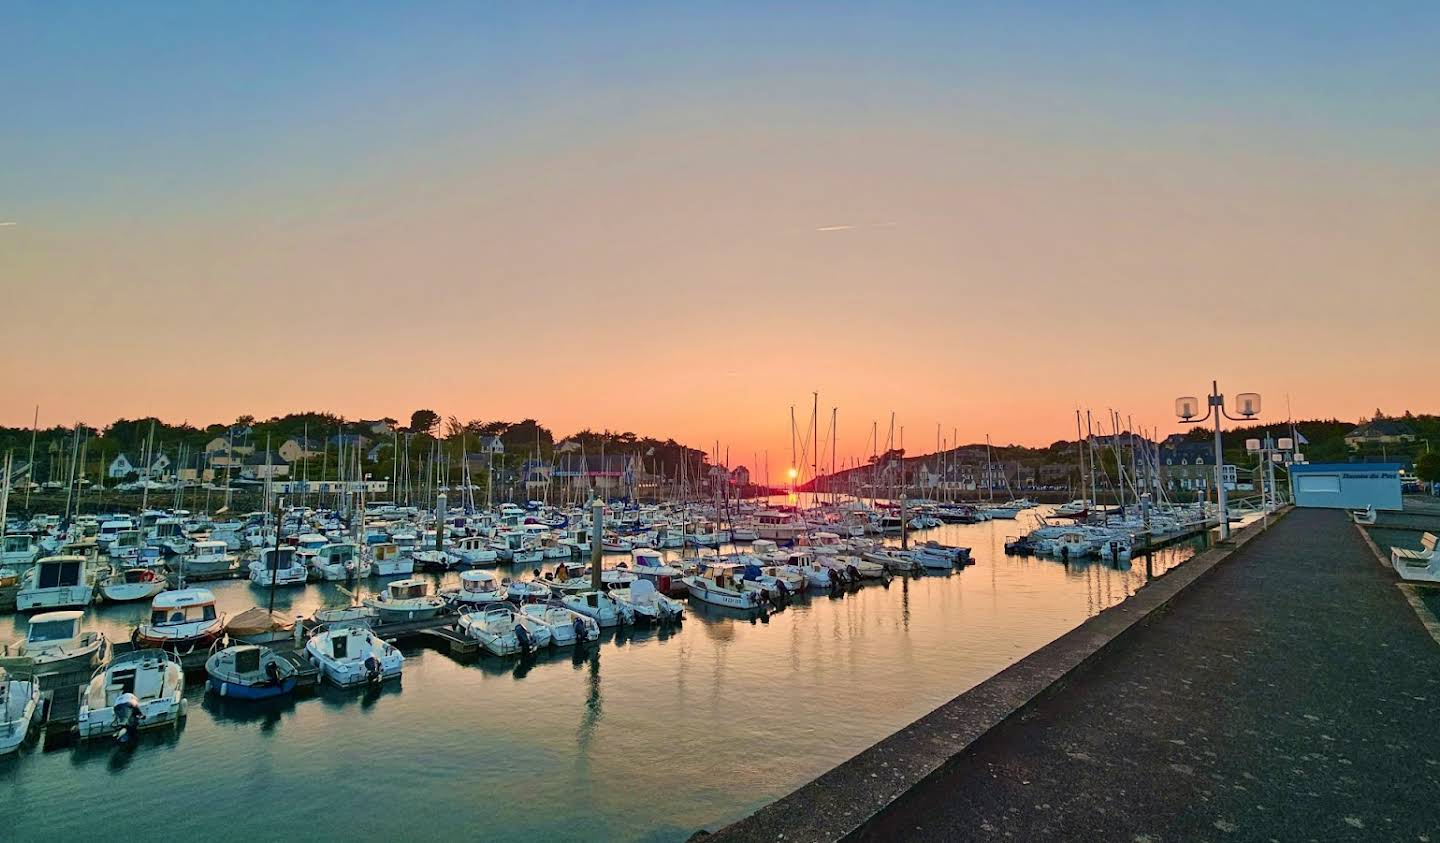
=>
[108,453,136,479]
[478,436,505,456]
[278,437,323,463]
[147,452,172,478]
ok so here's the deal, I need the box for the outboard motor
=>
[265,659,283,687]
[847,563,861,582]
[112,693,144,744]
[775,579,790,601]
[364,654,382,684]
[515,621,533,655]
[573,616,589,643]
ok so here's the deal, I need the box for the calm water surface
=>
[2,510,1200,841]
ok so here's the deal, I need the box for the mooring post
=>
[591,498,604,592]
[435,492,446,552]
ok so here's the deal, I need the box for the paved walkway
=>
[856,509,1440,842]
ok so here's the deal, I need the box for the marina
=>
[0,504,1207,840]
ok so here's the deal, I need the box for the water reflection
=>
[3,511,1210,841]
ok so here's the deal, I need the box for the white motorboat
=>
[454,536,499,566]
[781,556,833,589]
[504,577,552,604]
[861,549,919,574]
[311,542,370,581]
[628,548,687,596]
[0,610,110,675]
[733,560,795,601]
[305,624,404,687]
[77,649,187,739]
[0,533,38,570]
[249,546,309,587]
[181,540,240,577]
[99,567,167,603]
[754,510,807,542]
[108,529,144,563]
[826,554,887,581]
[363,579,446,622]
[682,563,763,611]
[368,542,414,577]
[609,580,684,624]
[443,570,509,607]
[459,604,549,656]
[519,603,598,647]
[0,667,40,755]
[17,555,97,612]
[561,590,633,627]
[135,588,226,652]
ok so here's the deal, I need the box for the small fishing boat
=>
[442,570,508,607]
[458,604,548,656]
[609,580,684,624]
[77,649,187,739]
[561,589,633,627]
[682,563,763,611]
[628,548,687,596]
[362,579,446,622]
[305,624,404,687]
[99,566,168,603]
[205,643,298,699]
[369,542,414,577]
[180,540,240,577]
[134,589,226,652]
[249,546,309,587]
[310,542,370,581]
[736,562,794,602]
[454,536,499,566]
[861,549,919,574]
[0,610,110,675]
[503,577,552,604]
[0,667,40,755]
[827,554,887,580]
[16,555,97,612]
[519,603,598,647]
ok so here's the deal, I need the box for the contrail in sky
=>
[815,222,898,232]
[0,221,17,227]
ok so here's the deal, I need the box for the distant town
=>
[2,409,1434,510]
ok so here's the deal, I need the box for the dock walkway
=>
[856,509,1440,841]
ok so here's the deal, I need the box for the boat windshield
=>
[28,618,79,642]
[151,604,217,625]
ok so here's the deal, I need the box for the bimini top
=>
[152,588,217,609]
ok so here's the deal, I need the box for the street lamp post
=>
[1176,381,1260,541]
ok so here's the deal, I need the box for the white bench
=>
[1392,532,1439,582]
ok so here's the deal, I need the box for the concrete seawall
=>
[704,513,1285,842]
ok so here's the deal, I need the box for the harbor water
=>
[1,510,1202,841]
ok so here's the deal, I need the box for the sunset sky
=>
[3,3,1436,474]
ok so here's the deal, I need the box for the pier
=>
[709,508,1440,840]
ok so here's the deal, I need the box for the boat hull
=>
[207,676,297,699]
